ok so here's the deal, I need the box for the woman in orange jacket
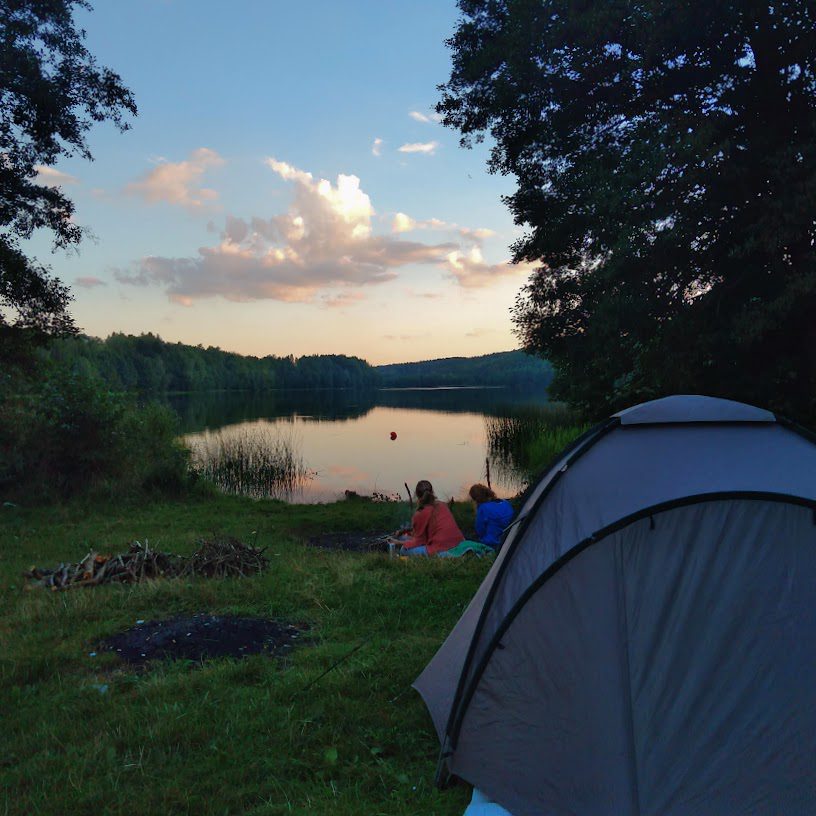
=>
[397,480,464,557]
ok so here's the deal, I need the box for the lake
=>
[168,387,559,503]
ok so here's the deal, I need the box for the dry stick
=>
[293,637,372,697]
[485,457,492,490]
[404,482,413,512]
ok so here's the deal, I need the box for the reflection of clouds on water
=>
[326,464,370,479]
[178,388,554,503]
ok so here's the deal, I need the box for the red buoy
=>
[390,431,397,440]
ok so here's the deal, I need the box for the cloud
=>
[392,213,453,233]
[392,213,495,245]
[371,137,384,157]
[392,212,416,233]
[35,166,79,186]
[405,289,443,300]
[116,159,458,304]
[459,226,496,242]
[398,141,439,155]
[443,246,534,288]
[126,147,224,209]
[319,291,367,309]
[265,158,313,185]
[383,332,430,341]
[409,110,443,124]
[74,276,106,288]
[465,327,496,338]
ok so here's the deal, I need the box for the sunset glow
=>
[23,1,528,364]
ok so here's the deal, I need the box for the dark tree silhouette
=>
[1,0,136,364]
[439,1,816,421]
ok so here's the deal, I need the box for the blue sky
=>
[28,0,533,364]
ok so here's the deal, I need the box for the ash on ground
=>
[100,614,306,666]
[305,531,391,553]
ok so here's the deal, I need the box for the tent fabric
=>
[413,396,816,815]
[614,393,776,424]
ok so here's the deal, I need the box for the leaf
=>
[324,747,338,765]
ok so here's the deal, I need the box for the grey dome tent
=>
[414,395,816,816]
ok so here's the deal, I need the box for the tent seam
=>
[442,417,620,753]
[616,536,642,816]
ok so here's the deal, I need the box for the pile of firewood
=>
[24,536,268,590]
[185,536,268,578]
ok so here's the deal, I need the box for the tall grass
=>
[189,427,313,500]
[485,406,589,486]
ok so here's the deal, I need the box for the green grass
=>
[0,495,485,815]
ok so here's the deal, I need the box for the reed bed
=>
[485,407,588,485]
[189,427,313,500]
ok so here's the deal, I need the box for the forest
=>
[43,333,380,391]
[41,333,553,392]
[376,351,553,389]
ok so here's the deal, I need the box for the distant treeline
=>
[41,335,553,392]
[44,334,378,391]
[376,351,553,390]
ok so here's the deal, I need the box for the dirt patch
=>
[304,531,391,553]
[100,614,306,666]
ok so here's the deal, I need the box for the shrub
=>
[0,368,190,501]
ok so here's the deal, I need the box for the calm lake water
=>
[168,387,555,503]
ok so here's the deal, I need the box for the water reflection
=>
[190,427,314,501]
[173,387,559,503]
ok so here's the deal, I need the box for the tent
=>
[415,395,816,816]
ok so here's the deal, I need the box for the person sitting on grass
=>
[396,480,464,557]
[468,483,515,552]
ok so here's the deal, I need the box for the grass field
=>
[0,495,488,816]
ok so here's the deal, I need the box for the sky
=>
[26,0,534,365]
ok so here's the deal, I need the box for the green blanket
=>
[437,540,496,559]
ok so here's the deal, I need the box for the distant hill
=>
[375,351,553,390]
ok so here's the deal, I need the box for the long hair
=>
[468,483,497,504]
[415,479,436,509]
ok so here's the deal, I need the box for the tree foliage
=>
[45,334,554,393]
[377,350,553,389]
[0,0,136,362]
[439,1,816,420]
[44,333,380,392]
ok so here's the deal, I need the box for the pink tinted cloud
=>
[126,148,224,210]
[116,160,457,304]
[443,247,535,288]
[74,276,107,288]
[35,166,79,186]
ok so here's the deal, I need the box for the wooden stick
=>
[404,482,413,511]
[485,457,491,489]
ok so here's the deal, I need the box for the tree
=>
[1,0,136,365]
[439,1,816,421]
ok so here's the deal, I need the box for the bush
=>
[0,368,190,501]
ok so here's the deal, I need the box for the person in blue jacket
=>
[468,483,514,551]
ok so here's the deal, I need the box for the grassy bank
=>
[0,495,486,816]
